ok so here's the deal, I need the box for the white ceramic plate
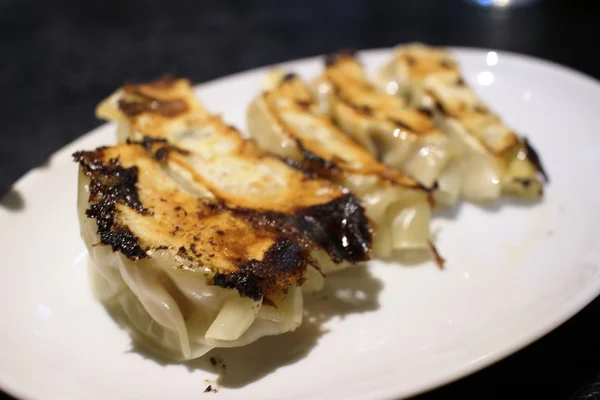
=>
[2,48,600,400]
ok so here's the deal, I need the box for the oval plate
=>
[2,48,600,400]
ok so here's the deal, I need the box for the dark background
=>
[2,0,600,398]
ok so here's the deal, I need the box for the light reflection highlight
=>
[317,82,330,95]
[486,51,498,66]
[386,81,399,95]
[392,128,409,140]
[476,0,510,6]
[477,71,495,86]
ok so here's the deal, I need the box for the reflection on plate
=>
[2,48,600,400]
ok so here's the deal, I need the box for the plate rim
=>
[2,46,600,400]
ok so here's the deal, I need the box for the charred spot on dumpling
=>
[173,206,188,217]
[118,84,189,117]
[231,209,306,247]
[213,238,308,300]
[324,49,358,66]
[523,138,549,183]
[278,157,317,179]
[405,55,417,66]
[296,99,312,109]
[228,192,371,266]
[73,151,149,214]
[514,178,532,188]
[247,237,307,275]
[196,198,227,217]
[295,140,340,178]
[473,104,488,114]
[86,202,148,260]
[347,103,373,116]
[128,136,169,153]
[154,147,172,163]
[295,194,372,263]
[278,156,304,171]
[389,117,415,132]
[213,272,263,300]
[282,73,298,82]
[177,246,189,258]
[148,74,179,88]
[117,97,188,117]
[439,59,454,69]
[417,107,434,118]
[434,100,450,117]
[124,137,191,163]
[73,150,150,260]
[423,90,451,117]
[117,100,147,117]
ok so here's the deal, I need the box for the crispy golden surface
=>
[258,74,421,189]
[94,76,373,265]
[389,44,521,154]
[75,143,313,299]
[385,44,548,195]
[321,53,441,136]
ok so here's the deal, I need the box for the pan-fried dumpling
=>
[312,52,461,205]
[247,72,437,262]
[96,76,372,273]
[377,43,548,200]
[75,143,329,360]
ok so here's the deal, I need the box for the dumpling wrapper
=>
[248,72,438,262]
[377,43,548,201]
[96,76,373,273]
[75,143,323,361]
[312,52,463,206]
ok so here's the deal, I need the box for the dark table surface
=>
[2,0,600,398]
